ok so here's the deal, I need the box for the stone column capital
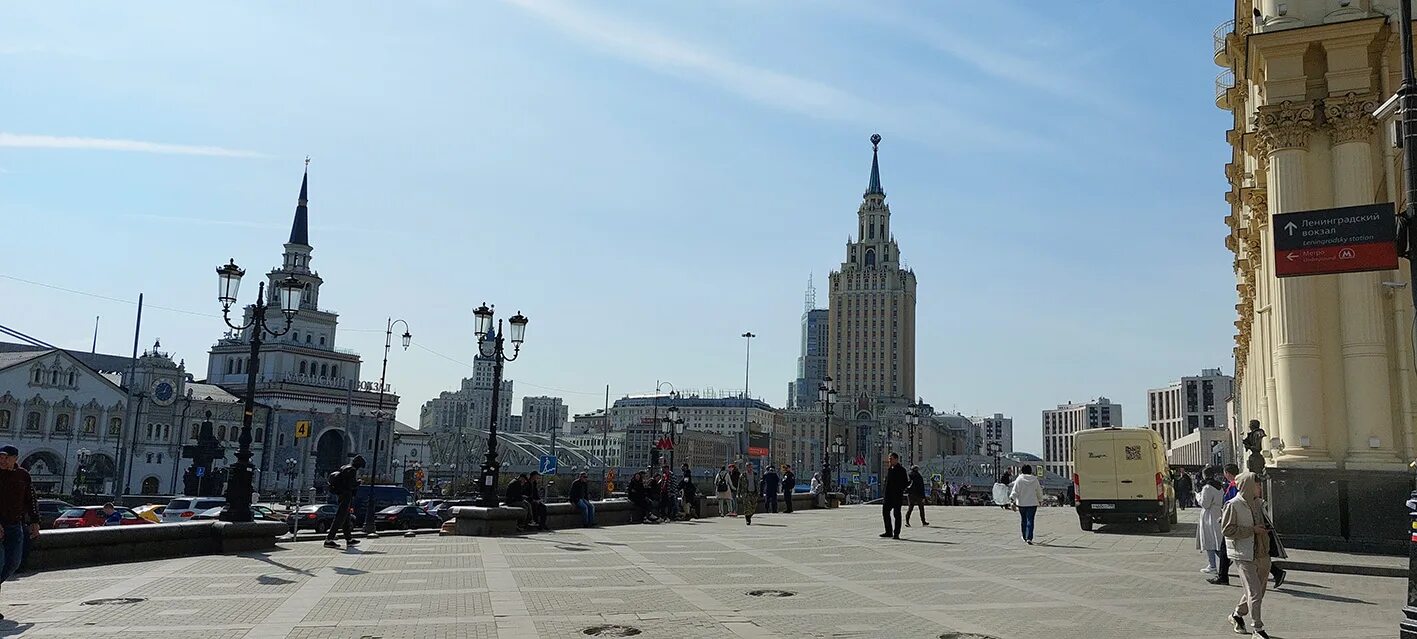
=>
[1254,100,1317,153]
[1324,92,1378,146]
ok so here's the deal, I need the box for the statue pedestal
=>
[1266,466,1411,555]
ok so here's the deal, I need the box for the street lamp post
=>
[818,377,837,496]
[987,441,1003,481]
[363,318,412,537]
[905,401,921,466]
[830,436,844,490]
[652,381,674,468]
[741,332,754,460]
[215,259,303,522]
[472,303,529,507]
[283,457,298,504]
[76,448,91,495]
[661,405,683,470]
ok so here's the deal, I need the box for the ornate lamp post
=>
[363,318,411,537]
[215,259,303,522]
[283,457,298,503]
[817,376,837,494]
[830,437,845,490]
[987,441,1003,482]
[905,401,921,466]
[661,406,683,469]
[76,448,92,495]
[472,303,528,507]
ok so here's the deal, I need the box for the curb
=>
[1274,559,1405,578]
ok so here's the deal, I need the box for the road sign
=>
[538,455,557,474]
[196,466,206,477]
[294,420,311,439]
[1273,203,1398,277]
[868,474,878,486]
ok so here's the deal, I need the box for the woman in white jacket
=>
[1195,465,1225,575]
[1008,464,1045,545]
[1221,472,1272,638]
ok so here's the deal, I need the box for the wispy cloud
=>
[501,0,1027,149]
[0,133,265,158]
[125,213,279,230]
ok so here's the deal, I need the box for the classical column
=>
[1326,93,1402,468]
[1256,100,1334,466]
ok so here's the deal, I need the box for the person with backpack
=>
[324,455,364,549]
[713,465,732,516]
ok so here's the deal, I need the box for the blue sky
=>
[0,2,1233,455]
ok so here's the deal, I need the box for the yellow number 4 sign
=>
[295,420,311,439]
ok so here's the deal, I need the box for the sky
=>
[0,2,1235,456]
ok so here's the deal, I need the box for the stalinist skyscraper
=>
[828,134,917,462]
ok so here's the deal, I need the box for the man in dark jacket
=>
[324,455,365,548]
[679,468,699,519]
[761,465,780,513]
[904,465,929,527]
[504,474,531,531]
[881,452,908,539]
[627,471,658,523]
[526,472,550,531]
[781,465,796,513]
[0,445,39,618]
[569,472,595,527]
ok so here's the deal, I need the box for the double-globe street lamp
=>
[817,376,837,494]
[987,441,1003,481]
[905,401,921,466]
[830,436,845,489]
[363,318,412,537]
[661,406,684,469]
[472,303,528,507]
[216,259,303,522]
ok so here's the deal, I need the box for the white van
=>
[1072,427,1177,533]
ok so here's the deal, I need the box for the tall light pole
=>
[652,381,674,467]
[830,436,845,490]
[215,259,303,522]
[363,318,412,537]
[818,376,837,495]
[472,303,529,507]
[905,401,921,466]
[987,441,1003,482]
[661,405,683,469]
[741,332,755,462]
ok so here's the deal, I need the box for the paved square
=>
[0,505,1400,638]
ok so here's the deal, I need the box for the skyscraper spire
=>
[804,274,817,312]
[864,133,884,198]
[288,157,310,246]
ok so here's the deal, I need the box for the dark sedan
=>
[373,505,441,531]
[286,504,344,533]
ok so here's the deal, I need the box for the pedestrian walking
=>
[904,465,929,527]
[738,463,760,525]
[781,465,796,513]
[324,454,364,549]
[679,469,700,519]
[1176,469,1194,510]
[1009,464,1044,544]
[1207,463,1286,588]
[1223,472,1273,638]
[761,465,780,514]
[570,472,595,527]
[1196,465,1224,575]
[0,445,39,620]
[713,466,732,516]
[880,452,907,539]
[726,464,743,516]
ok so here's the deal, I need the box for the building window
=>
[218,425,227,439]
[146,453,153,463]
[299,361,307,375]
[156,453,162,464]
[146,424,153,438]
[331,365,339,378]
[55,414,70,433]
[320,336,326,346]
[26,412,41,432]
[306,334,312,344]
[31,369,41,384]
[110,418,122,436]
[279,432,285,446]
[227,359,234,375]
[255,428,264,443]
[320,363,328,378]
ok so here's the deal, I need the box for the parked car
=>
[435,499,477,521]
[162,497,228,522]
[37,499,75,529]
[372,505,442,531]
[415,499,445,512]
[286,504,344,533]
[133,504,165,524]
[52,506,152,528]
[331,485,411,526]
[192,505,282,521]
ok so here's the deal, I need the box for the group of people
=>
[1195,463,1286,639]
[703,462,802,525]
[625,463,702,524]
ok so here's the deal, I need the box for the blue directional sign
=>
[538,455,557,474]
[196,467,206,477]
[868,474,878,486]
